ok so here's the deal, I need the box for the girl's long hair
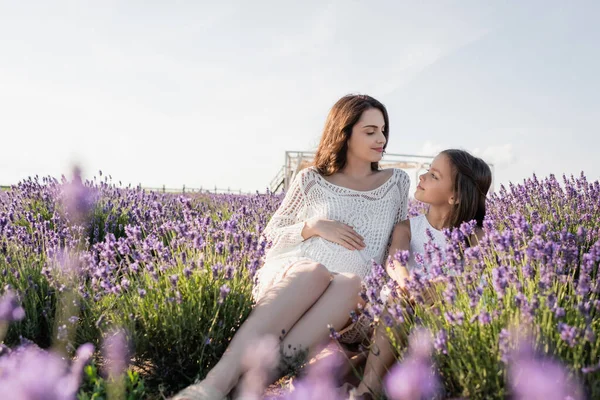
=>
[442,149,492,228]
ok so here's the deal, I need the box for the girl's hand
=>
[304,219,366,250]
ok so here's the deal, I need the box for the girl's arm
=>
[386,220,411,289]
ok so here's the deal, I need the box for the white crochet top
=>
[253,166,411,301]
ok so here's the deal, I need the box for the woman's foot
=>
[170,382,227,400]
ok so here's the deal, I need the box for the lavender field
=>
[0,170,598,399]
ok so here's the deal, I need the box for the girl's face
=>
[415,153,456,206]
[346,108,387,164]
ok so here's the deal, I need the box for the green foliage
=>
[78,363,146,400]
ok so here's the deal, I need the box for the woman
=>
[174,94,411,400]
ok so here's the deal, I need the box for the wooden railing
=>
[269,151,496,193]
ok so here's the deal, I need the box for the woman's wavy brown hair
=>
[313,94,389,176]
[442,149,493,228]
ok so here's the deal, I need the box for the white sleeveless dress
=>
[406,214,447,273]
[379,213,449,305]
[253,166,411,301]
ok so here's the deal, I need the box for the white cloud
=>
[418,140,445,157]
[472,144,516,167]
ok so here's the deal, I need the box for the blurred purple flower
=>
[433,329,448,355]
[558,323,579,348]
[384,328,441,400]
[509,340,583,400]
[219,284,230,304]
[62,166,95,224]
[0,343,93,399]
[102,329,130,379]
[0,290,25,322]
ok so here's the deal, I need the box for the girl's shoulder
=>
[407,214,428,232]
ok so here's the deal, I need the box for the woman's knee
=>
[289,261,332,288]
[334,273,364,303]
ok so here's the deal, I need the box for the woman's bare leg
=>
[307,340,367,389]
[280,273,364,363]
[355,314,397,397]
[200,261,334,395]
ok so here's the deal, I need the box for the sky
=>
[1,1,598,194]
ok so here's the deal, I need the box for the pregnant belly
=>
[301,237,371,274]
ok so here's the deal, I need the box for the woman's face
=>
[415,153,456,206]
[346,108,387,164]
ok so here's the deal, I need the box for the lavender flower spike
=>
[0,290,25,322]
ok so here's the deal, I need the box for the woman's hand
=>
[303,219,366,250]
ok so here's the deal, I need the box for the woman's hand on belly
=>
[303,219,366,251]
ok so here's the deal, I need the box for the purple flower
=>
[459,220,475,238]
[558,323,579,347]
[509,346,583,400]
[384,329,440,400]
[224,265,235,280]
[218,284,230,304]
[499,328,511,363]
[102,329,130,379]
[393,250,410,267]
[444,311,465,326]
[491,266,508,299]
[433,329,448,355]
[0,290,25,322]
[478,311,492,325]
[0,344,93,399]
[328,324,341,341]
[62,166,95,224]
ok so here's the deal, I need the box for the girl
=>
[352,149,492,399]
[173,94,411,400]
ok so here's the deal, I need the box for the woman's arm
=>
[262,169,311,249]
[263,169,365,251]
[394,170,411,224]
